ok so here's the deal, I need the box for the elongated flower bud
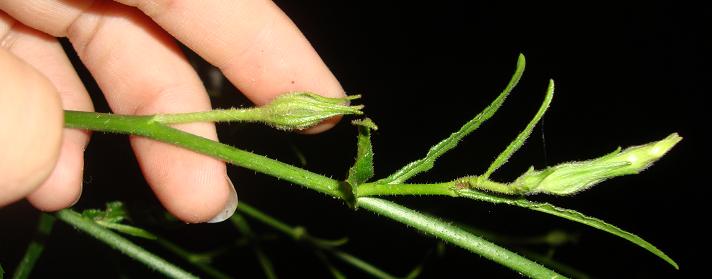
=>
[261,92,363,130]
[511,133,682,195]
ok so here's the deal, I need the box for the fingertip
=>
[27,129,88,211]
[0,48,63,207]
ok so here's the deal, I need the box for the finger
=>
[1,15,93,211]
[1,1,236,222]
[0,46,63,207]
[114,0,345,133]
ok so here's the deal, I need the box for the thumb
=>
[0,48,63,207]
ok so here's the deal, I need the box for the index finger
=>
[114,0,345,131]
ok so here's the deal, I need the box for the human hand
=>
[0,0,344,223]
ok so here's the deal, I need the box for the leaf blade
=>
[378,54,526,184]
[483,79,555,179]
[96,221,158,240]
[346,118,377,188]
[457,189,679,269]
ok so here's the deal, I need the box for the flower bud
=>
[511,133,682,195]
[261,92,363,130]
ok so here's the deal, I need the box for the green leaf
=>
[456,189,679,269]
[346,118,378,189]
[378,54,526,185]
[357,197,565,278]
[82,201,157,240]
[305,236,350,249]
[96,221,158,240]
[1,262,5,279]
[483,79,554,179]
[81,201,128,224]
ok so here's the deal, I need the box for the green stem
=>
[153,108,264,124]
[357,177,515,197]
[327,250,397,279]
[237,202,400,279]
[12,214,55,279]
[55,210,197,279]
[154,237,232,279]
[230,214,278,279]
[236,203,298,238]
[357,182,457,197]
[65,111,343,198]
[356,197,563,279]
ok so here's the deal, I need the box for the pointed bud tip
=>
[652,133,682,156]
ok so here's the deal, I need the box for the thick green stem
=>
[55,210,197,279]
[65,111,344,199]
[357,197,563,279]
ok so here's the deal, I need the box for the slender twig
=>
[154,237,232,279]
[237,202,402,279]
[11,214,55,279]
[230,214,278,279]
[55,210,197,279]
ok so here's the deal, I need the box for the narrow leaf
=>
[483,79,555,179]
[96,221,158,240]
[378,54,526,184]
[456,189,679,269]
[357,197,565,278]
[82,201,157,240]
[346,118,378,188]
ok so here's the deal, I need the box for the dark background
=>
[1,1,707,278]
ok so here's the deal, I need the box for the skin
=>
[0,0,344,223]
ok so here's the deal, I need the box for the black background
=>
[1,1,707,278]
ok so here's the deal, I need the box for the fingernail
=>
[207,176,238,223]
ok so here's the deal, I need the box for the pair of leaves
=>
[81,202,156,240]
[346,53,531,188]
